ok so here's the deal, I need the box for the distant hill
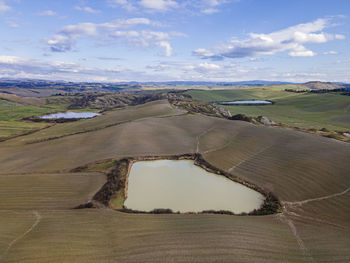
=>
[143,80,295,86]
[1,79,349,97]
[301,81,350,90]
[0,79,142,97]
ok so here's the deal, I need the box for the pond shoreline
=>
[74,153,281,216]
[215,100,275,106]
[22,110,102,123]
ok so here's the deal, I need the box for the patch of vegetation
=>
[92,159,130,207]
[229,114,256,123]
[72,159,118,173]
[248,193,281,215]
[47,92,167,110]
[201,210,235,215]
[0,98,70,140]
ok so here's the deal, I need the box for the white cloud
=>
[1,55,350,83]
[323,50,338,55]
[142,59,350,83]
[149,61,227,75]
[0,55,144,82]
[74,6,101,14]
[197,0,231,14]
[109,0,179,12]
[139,0,178,11]
[158,41,172,56]
[193,18,345,59]
[110,30,180,56]
[197,62,220,70]
[38,10,57,16]
[47,18,183,56]
[288,46,316,57]
[201,8,219,14]
[47,35,73,52]
[47,18,152,52]
[146,64,170,71]
[335,34,345,40]
[109,0,233,14]
[0,0,10,14]
[7,22,19,28]
[108,0,136,11]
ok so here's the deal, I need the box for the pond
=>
[40,112,100,119]
[124,160,264,214]
[216,100,272,105]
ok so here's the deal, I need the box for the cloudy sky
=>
[0,0,349,82]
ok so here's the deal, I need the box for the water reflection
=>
[41,112,100,119]
[124,160,264,214]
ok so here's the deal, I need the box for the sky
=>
[0,0,350,82]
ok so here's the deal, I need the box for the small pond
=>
[40,112,100,119]
[124,160,264,214]
[216,100,272,105]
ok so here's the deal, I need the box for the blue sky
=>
[0,0,349,82]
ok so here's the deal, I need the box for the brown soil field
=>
[0,173,105,210]
[0,99,349,262]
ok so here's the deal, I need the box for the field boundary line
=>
[283,186,350,207]
[1,211,41,259]
[196,125,216,153]
[202,126,249,155]
[227,144,274,173]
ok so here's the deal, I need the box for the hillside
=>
[186,86,350,134]
[0,99,349,262]
[302,81,349,90]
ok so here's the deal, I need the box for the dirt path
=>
[201,125,250,155]
[1,211,41,260]
[277,213,314,262]
[196,125,216,153]
[285,210,350,231]
[283,186,350,207]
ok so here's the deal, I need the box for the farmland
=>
[186,86,350,132]
[0,98,67,139]
[0,93,349,262]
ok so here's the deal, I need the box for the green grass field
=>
[0,99,69,139]
[186,87,350,132]
[0,99,349,262]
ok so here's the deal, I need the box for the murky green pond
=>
[124,160,264,214]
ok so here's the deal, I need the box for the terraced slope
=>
[0,99,349,262]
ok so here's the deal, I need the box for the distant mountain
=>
[142,80,295,86]
[222,80,295,86]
